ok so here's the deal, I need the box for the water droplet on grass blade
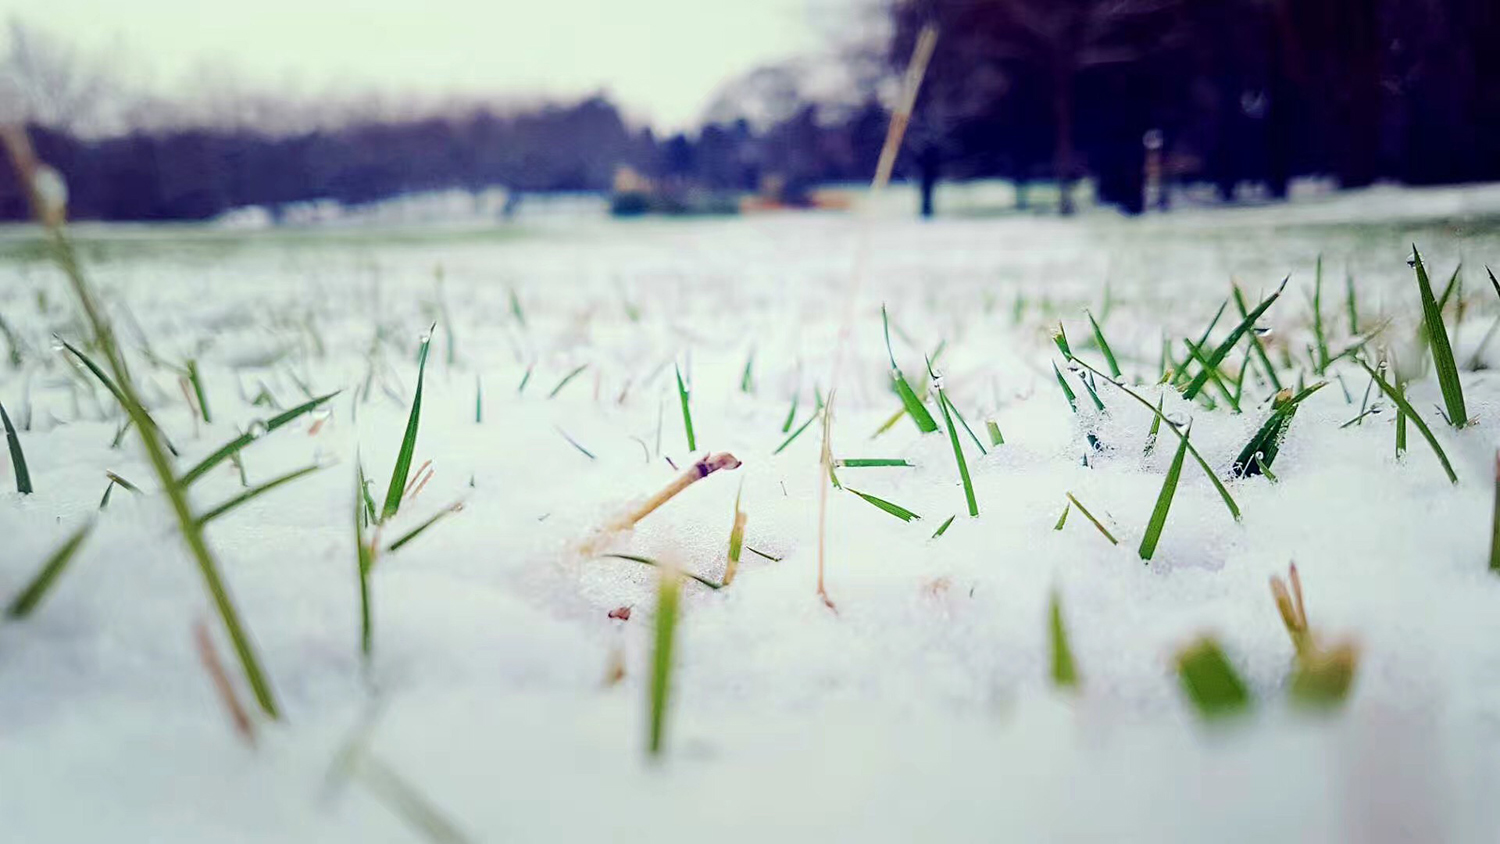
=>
[246,420,268,438]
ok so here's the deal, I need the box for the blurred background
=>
[0,0,1496,224]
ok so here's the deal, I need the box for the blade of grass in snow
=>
[774,407,822,455]
[380,326,434,522]
[1183,278,1287,400]
[723,482,747,585]
[547,364,588,399]
[745,545,782,562]
[1490,453,1500,574]
[942,391,988,455]
[1175,637,1252,720]
[1084,311,1121,378]
[1064,492,1118,545]
[1411,245,1467,428]
[516,365,533,395]
[648,569,681,758]
[1053,502,1071,530]
[883,305,938,433]
[186,359,211,423]
[835,458,913,467]
[845,486,921,522]
[603,553,723,591]
[1182,338,1240,411]
[355,462,374,657]
[58,336,179,455]
[556,427,597,460]
[1355,358,1457,483]
[1144,395,1164,456]
[1049,590,1079,689]
[197,464,323,526]
[931,514,956,538]
[1229,382,1326,479]
[1346,272,1359,335]
[386,501,465,554]
[674,363,696,452]
[508,287,526,329]
[347,752,475,844]
[0,398,31,494]
[179,391,338,486]
[1068,356,1240,521]
[5,520,92,619]
[1233,285,1283,391]
[740,351,754,393]
[474,374,481,423]
[780,393,799,434]
[986,420,1004,447]
[1312,255,1330,373]
[1052,362,1079,413]
[1139,423,1190,561]
[932,363,978,517]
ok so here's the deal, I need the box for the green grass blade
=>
[648,569,681,758]
[508,287,526,329]
[1395,381,1408,457]
[1064,492,1118,545]
[1176,637,1252,720]
[5,520,93,618]
[1183,278,1287,400]
[1053,502,1071,530]
[675,363,696,452]
[943,392,987,455]
[892,372,939,433]
[845,487,921,522]
[773,408,821,455]
[1182,338,1240,412]
[355,462,374,658]
[386,501,464,554]
[198,463,322,526]
[381,326,434,521]
[1052,362,1079,413]
[781,393,799,433]
[1229,382,1327,479]
[1356,358,1457,483]
[836,458,913,468]
[1139,423,1190,561]
[602,553,724,590]
[1233,285,1283,391]
[517,364,533,395]
[1049,589,1079,689]
[931,514,956,538]
[186,359,211,423]
[1411,245,1467,428]
[740,350,754,393]
[179,391,338,486]
[474,374,482,423]
[986,420,1004,447]
[1312,254,1329,372]
[1086,310,1121,379]
[935,385,978,517]
[1491,452,1500,574]
[547,364,588,399]
[0,399,31,494]
[1346,272,1359,335]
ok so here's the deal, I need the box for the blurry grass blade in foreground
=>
[381,326,435,521]
[6,520,93,619]
[1175,637,1253,720]
[1410,245,1467,428]
[648,569,682,758]
[1049,589,1080,689]
[0,398,31,494]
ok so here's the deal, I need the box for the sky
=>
[4,0,834,129]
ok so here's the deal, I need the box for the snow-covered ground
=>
[5,184,1500,842]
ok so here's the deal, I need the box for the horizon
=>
[1,0,835,131]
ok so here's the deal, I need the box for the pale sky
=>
[4,0,834,129]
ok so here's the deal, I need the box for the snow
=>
[5,183,1500,841]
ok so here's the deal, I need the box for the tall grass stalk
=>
[1411,245,1468,428]
[1139,423,1190,561]
[648,569,682,758]
[381,326,434,521]
[3,127,280,717]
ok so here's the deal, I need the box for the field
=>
[5,184,1500,841]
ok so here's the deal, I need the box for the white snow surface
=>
[5,184,1500,842]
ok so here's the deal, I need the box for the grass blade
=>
[548,364,588,399]
[1229,382,1326,479]
[774,407,822,455]
[1490,452,1500,573]
[934,373,978,517]
[1233,285,1283,391]
[1049,589,1079,689]
[385,500,465,554]
[1139,422,1190,561]
[845,487,921,522]
[186,359,211,423]
[179,391,338,486]
[944,391,988,455]
[648,569,681,758]
[0,398,31,494]
[381,326,434,521]
[602,553,724,591]
[1053,502,1071,530]
[1064,492,1118,545]
[883,305,938,433]
[723,483,747,585]
[1086,310,1121,379]
[198,463,322,526]
[1355,358,1457,483]
[740,350,754,393]
[781,393,799,433]
[835,458,913,468]
[675,363,696,452]
[1052,362,1079,413]
[986,419,1004,447]
[1312,255,1329,372]
[1183,278,1287,400]
[5,520,93,618]
[931,514,956,538]
[1175,636,1252,720]
[355,462,374,657]
[1411,245,1467,428]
